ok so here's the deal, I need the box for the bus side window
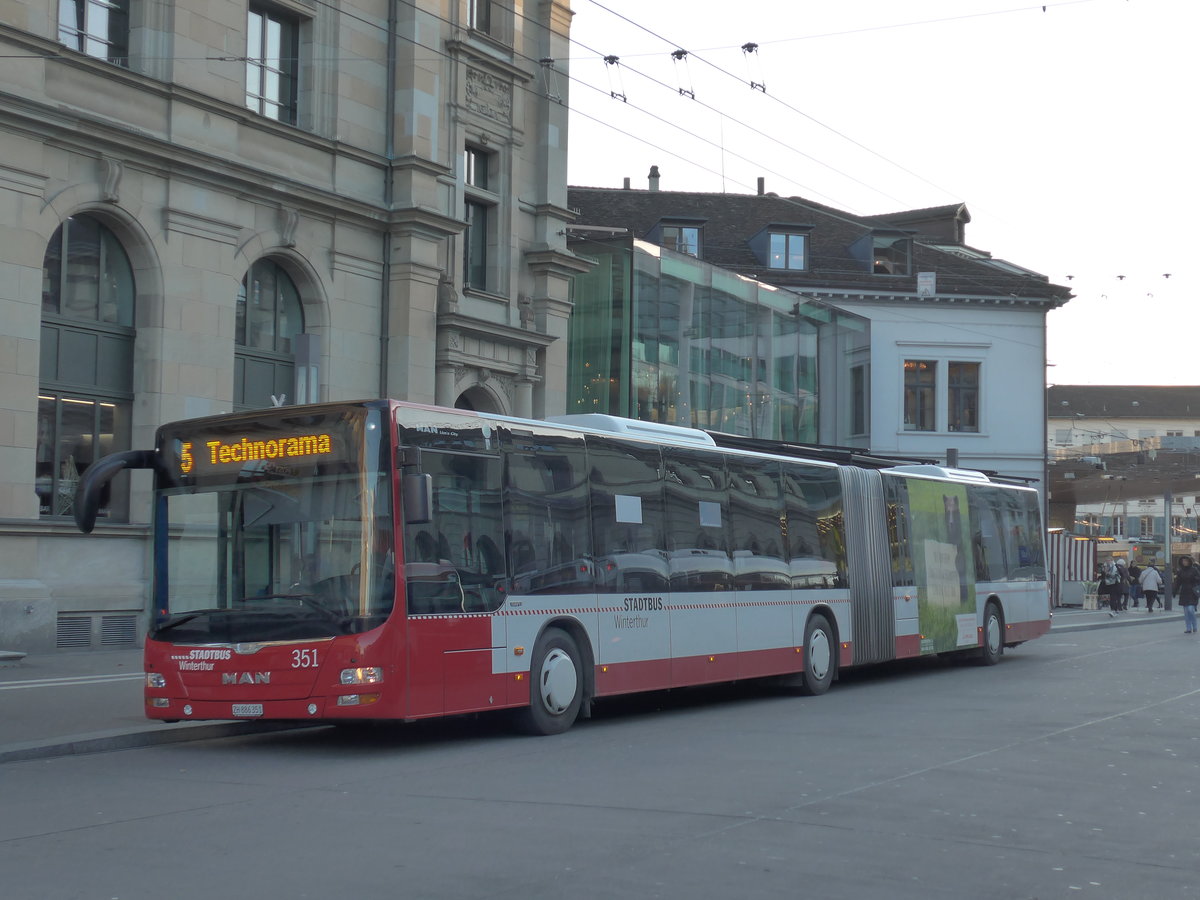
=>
[664,450,731,592]
[727,457,787,590]
[404,450,505,614]
[967,484,1008,582]
[502,430,592,595]
[782,463,845,589]
[882,475,914,587]
[586,437,667,594]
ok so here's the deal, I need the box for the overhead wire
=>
[25,0,1101,353]
[577,0,1113,210]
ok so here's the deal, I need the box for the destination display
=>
[160,414,358,486]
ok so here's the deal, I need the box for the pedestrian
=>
[1128,561,1142,608]
[1115,559,1131,611]
[1099,559,1124,616]
[1173,556,1200,634]
[1139,563,1164,612]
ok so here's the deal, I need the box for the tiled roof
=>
[1047,385,1200,418]
[567,186,1072,304]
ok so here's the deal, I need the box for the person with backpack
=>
[1139,564,1164,612]
[1173,556,1200,634]
[1100,559,1124,616]
[1115,559,1132,611]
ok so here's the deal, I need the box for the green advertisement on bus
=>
[906,480,978,654]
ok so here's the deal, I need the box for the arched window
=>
[38,215,135,519]
[235,259,303,409]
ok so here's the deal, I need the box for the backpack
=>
[1101,562,1120,586]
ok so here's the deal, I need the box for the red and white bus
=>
[75,399,1050,735]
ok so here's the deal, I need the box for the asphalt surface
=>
[0,605,1184,764]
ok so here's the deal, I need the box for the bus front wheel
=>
[515,627,583,735]
[800,614,835,696]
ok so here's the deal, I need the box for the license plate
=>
[232,703,264,717]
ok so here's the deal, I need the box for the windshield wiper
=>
[240,592,346,621]
[152,611,209,635]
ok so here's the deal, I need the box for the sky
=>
[564,0,1196,386]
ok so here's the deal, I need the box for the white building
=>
[567,182,1073,491]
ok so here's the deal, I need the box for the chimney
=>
[757,177,765,196]
[623,177,631,190]
[648,165,660,191]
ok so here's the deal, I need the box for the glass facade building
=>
[567,239,869,444]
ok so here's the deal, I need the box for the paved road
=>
[0,606,1181,763]
[2,607,1199,900]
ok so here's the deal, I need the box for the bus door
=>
[782,461,851,664]
[839,467,897,665]
[662,449,737,686]
[728,458,795,680]
[500,429,598,698]
[401,447,507,717]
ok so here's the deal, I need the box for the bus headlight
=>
[146,673,167,688]
[339,667,383,685]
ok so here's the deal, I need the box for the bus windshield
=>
[151,406,394,644]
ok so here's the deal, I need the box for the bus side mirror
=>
[73,449,159,533]
[402,473,433,524]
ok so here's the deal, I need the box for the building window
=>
[1054,428,1072,444]
[59,0,129,65]
[246,6,299,124]
[39,215,135,519]
[462,146,498,291]
[464,147,490,190]
[947,362,979,433]
[873,234,911,275]
[768,233,807,270]
[463,201,490,289]
[469,0,493,34]
[661,225,700,257]
[850,364,868,435]
[235,259,303,409]
[903,360,936,431]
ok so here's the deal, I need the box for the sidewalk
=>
[0,606,1187,763]
[0,648,299,764]
[1048,604,1184,633]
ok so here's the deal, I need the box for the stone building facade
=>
[0,1,586,652]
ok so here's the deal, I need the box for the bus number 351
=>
[292,649,319,668]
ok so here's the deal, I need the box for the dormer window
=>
[872,233,911,275]
[748,223,812,271]
[768,233,807,270]
[660,224,700,257]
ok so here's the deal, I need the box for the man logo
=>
[222,672,271,685]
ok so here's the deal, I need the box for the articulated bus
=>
[74,399,1050,735]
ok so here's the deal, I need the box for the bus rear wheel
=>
[979,602,1003,666]
[800,613,835,696]
[515,627,583,735]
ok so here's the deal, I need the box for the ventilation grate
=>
[101,615,137,647]
[57,616,92,649]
